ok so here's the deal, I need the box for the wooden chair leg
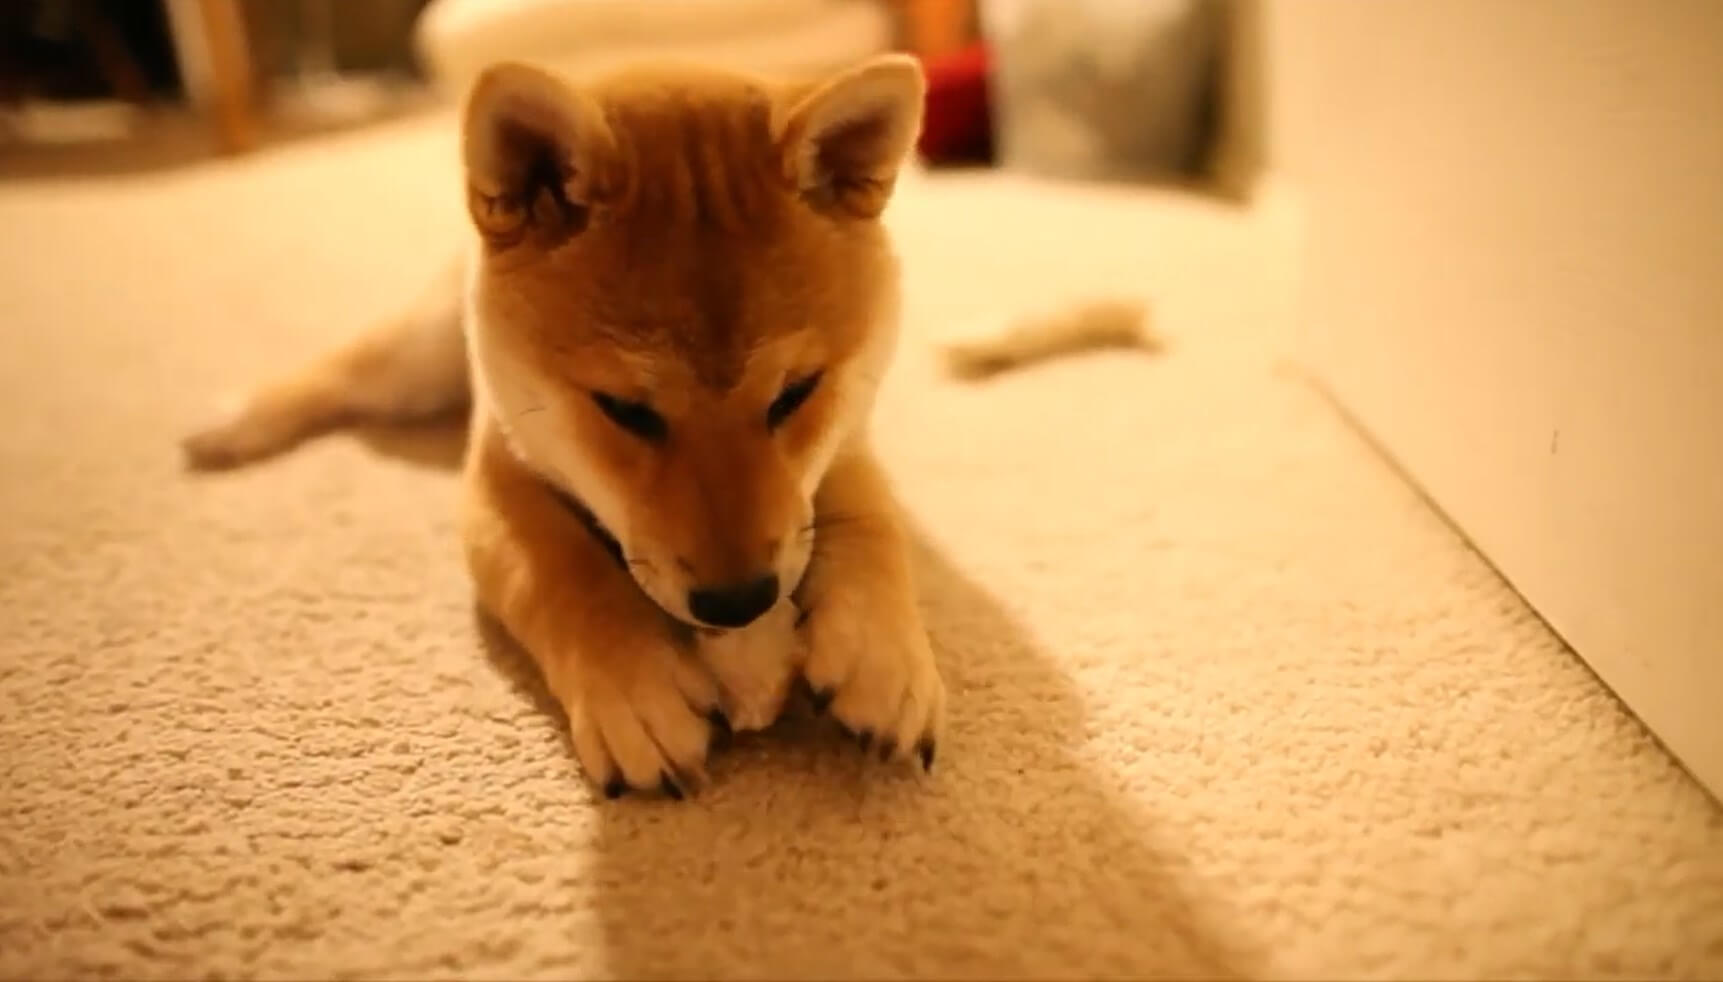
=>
[165,0,257,154]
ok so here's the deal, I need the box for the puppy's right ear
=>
[462,62,616,249]
[776,54,925,219]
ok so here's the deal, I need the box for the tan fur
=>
[181,256,470,469]
[940,297,1157,381]
[183,55,944,798]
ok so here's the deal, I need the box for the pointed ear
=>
[462,62,617,249]
[777,54,925,219]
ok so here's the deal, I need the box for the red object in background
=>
[916,41,993,165]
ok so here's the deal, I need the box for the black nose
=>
[687,574,779,628]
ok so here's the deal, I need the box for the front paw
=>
[554,637,725,800]
[800,590,946,770]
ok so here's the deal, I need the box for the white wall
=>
[1260,0,1723,796]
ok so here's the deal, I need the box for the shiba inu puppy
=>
[182,54,946,799]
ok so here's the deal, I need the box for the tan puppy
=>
[183,55,945,799]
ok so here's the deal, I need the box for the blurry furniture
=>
[917,39,991,164]
[171,0,435,155]
[232,0,429,137]
[2,1,430,157]
[979,0,1222,182]
[0,1,153,114]
[414,0,892,95]
[163,0,257,152]
[893,0,975,60]
[0,0,180,147]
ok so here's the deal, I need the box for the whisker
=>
[810,511,872,531]
[515,404,548,420]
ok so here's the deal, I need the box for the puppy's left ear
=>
[777,54,925,219]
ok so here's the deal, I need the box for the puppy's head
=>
[460,55,923,629]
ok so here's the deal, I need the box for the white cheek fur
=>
[800,292,900,498]
[464,265,636,546]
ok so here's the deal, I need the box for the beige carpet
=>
[2,112,1720,981]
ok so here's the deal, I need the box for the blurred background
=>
[0,0,1244,188]
[2,3,1721,976]
[4,3,1720,795]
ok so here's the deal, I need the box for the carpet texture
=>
[2,112,1720,980]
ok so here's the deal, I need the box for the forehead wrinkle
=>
[605,89,783,237]
[567,325,739,397]
[544,80,836,398]
[744,329,819,375]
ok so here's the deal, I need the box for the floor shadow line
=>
[474,514,1265,979]
[315,404,1259,976]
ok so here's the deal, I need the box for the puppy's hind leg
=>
[182,256,471,470]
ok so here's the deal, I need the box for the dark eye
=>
[767,371,823,429]
[591,391,667,442]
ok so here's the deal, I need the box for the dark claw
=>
[855,728,875,751]
[603,776,628,799]
[659,772,685,801]
[707,707,733,748]
[877,739,897,762]
[807,685,835,715]
[917,738,936,772]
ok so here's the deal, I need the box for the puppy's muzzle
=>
[687,574,779,629]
